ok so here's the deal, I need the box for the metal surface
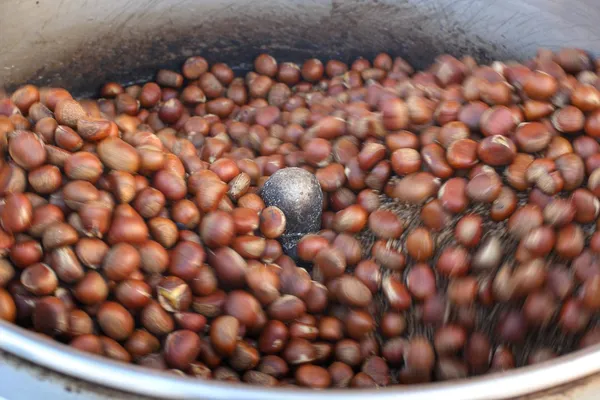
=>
[2,0,600,95]
[261,168,323,260]
[2,319,600,400]
[2,0,600,398]
[0,350,142,400]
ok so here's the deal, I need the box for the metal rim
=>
[2,321,600,399]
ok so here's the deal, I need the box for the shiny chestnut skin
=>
[3,48,600,388]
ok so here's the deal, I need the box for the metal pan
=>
[2,0,600,398]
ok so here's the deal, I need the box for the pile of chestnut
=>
[1,47,600,388]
